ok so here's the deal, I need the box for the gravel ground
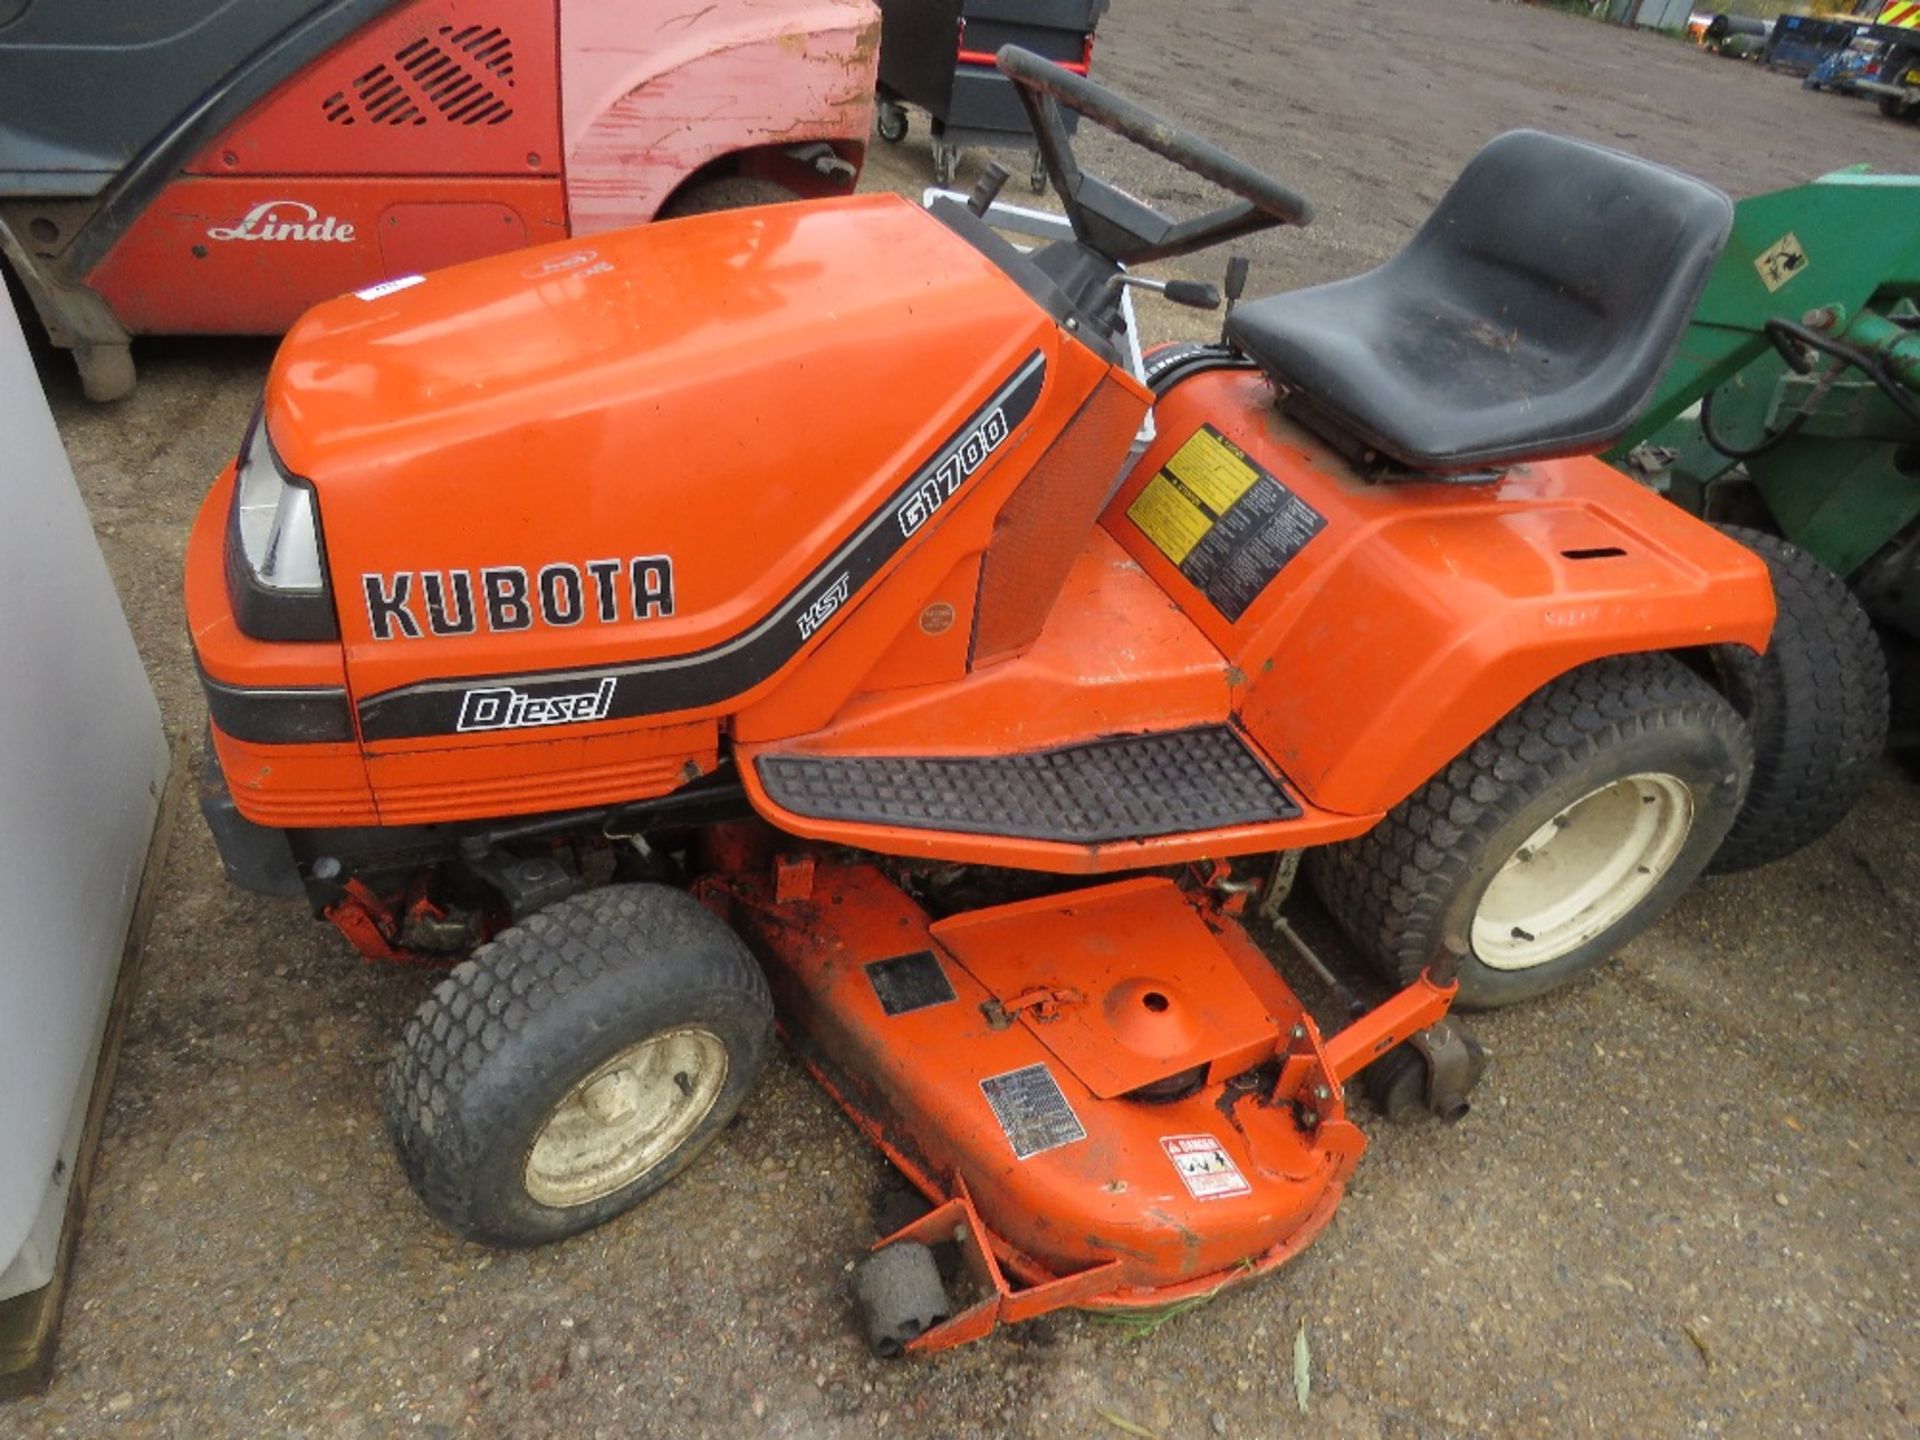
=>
[10,2,1919,1436]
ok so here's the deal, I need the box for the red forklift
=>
[0,0,880,400]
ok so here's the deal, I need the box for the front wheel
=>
[1309,653,1752,1009]
[383,884,772,1247]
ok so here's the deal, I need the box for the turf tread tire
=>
[384,884,772,1247]
[658,175,801,218]
[1308,652,1751,1010]
[1707,525,1888,874]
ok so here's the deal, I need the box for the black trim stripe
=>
[355,352,1048,742]
[199,662,354,745]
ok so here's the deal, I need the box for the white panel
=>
[0,300,168,1297]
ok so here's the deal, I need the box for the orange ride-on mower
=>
[0,0,878,402]
[187,49,1774,1354]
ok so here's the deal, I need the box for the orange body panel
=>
[191,192,1773,851]
[932,880,1286,1098]
[269,194,1057,732]
[1105,370,1776,815]
[188,470,379,826]
[732,360,1151,746]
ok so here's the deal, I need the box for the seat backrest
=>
[1393,129,1732,406]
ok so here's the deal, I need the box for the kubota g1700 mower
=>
[0,0,878,401]
[187,49,1781,1353]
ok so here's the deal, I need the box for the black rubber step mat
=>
[754,727,1298,844]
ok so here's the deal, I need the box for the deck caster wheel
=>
[1366,1020,1487,1124]
[932,139,959,187]
[1364,1046,1428,1125]
[1028,149,1048,194]
[383,884,772,1247]
[852,1241,952,1359]
[876,100,908,143]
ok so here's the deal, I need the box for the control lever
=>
[1223,255,1250,315]
[1109,274,1222,311]
[968,161,1010,216]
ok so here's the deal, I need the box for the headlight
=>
[224,409,338,641]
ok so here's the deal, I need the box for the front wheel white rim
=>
[523,1028,729,1208]
[1470,773,1696,972]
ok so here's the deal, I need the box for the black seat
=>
[1223,130,1733,472]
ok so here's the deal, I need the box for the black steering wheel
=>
[997,45,1313,265]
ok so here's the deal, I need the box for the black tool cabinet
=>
[875,0,1109,190]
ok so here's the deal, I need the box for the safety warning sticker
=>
[981,1064,1087,1160]
[1753,232,1807,294]
[1127,425,1327,621]
[1161,1134,1251,1199]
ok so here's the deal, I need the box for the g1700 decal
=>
[363,558,674,640]
[897,407,1010,537]
[355,353,1046,742]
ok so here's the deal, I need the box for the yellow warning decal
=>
[1128,473,1214,563]
[1164,428,1260,514]
[1128,427,1260,564]
[1128,423,1330,621]
[1754,232,1808,294]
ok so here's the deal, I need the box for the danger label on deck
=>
[1161,1134,1251,1199]
[980,1064,1087,1160]
[1127,425,1327,621]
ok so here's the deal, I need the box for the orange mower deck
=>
[709,852,1452,1350]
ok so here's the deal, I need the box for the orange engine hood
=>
[259,192,1064,731]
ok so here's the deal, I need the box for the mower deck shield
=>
[719,861,1380,1314]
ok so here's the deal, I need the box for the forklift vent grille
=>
[321,23,516,128]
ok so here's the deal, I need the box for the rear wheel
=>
[1309,653,1752,1009]
[1706,526,1888,873]
[383,884,772,1246]
[658,175,801,218]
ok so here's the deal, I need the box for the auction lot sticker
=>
[1161,1134,1251,1199]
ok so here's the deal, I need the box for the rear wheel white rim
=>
[523,1029,728,1208]
[1470,773,1695,972]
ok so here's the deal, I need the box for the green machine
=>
[1607,168,1919,866]
[1615,168,1920,580]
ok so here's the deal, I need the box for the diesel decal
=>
[355,352,1047,741]
[208,200,357,243]
[897,406,1011,537]
[456,677,617,733]
[363,558,675,640]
